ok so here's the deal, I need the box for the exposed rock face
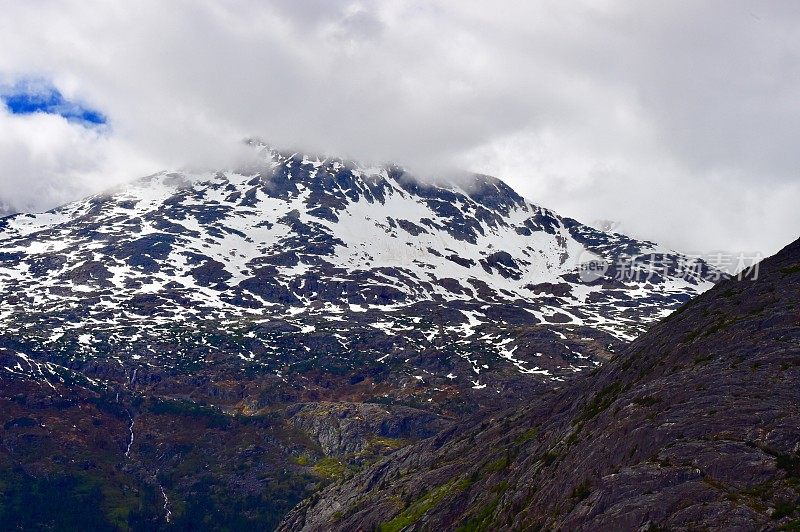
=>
[288,402,452,456]
[280,238,800,531]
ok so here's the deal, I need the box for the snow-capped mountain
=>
[0,144,720,400]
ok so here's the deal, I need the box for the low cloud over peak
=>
[0,1,798,255]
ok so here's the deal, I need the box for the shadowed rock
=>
[280,237,800,531]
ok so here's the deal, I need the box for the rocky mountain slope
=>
[0,349,462,529]
[0,144,724,529]
[281,237,800,531]
[0,143,719,408]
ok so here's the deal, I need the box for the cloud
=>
[0,106,156,213]
[0,0,797,255]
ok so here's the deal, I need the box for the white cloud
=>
[0,107,156,213]
[0,0,797,255]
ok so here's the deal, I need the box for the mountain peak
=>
[0,148,722,405]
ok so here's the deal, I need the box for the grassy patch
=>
[294,454,312,466]
[570,480,591,501]
[565,429,581,447]
[773,499,799,520]
[513,427,539,445]
[702,317,736,338]
[483,454,512,474]
[378,478,473,532]
[693,353,714,367]
[455,496,500,532]
[781,264,800,276]
[682,328,704,344]
[312,457,348,479]
[619,357,634,371]
[632,395,661,407]
[777,452,800,478]
[541,449,561,467]
[575,382,625,423]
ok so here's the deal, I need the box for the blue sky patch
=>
[1,80,106,126]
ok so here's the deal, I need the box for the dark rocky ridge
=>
[281,237,800,531]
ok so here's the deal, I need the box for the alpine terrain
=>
[282,237,800,531]
[0,143,723,529]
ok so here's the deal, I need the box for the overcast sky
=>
[0,1,798,256]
